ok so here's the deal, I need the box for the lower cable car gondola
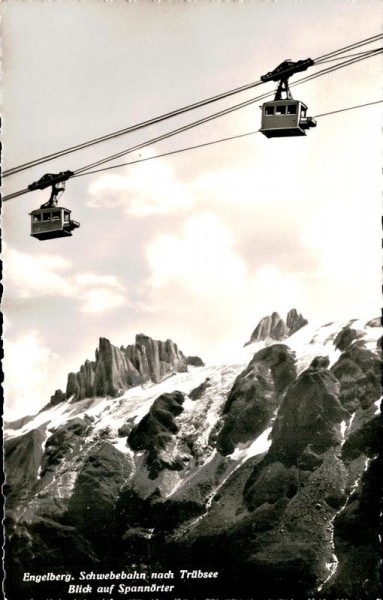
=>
[259,59,317,139]
[28,171,80,241]
[30,205,80,240]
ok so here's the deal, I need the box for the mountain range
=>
[4,310,382,599]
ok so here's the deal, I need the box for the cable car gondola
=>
[28,171,80,241]
[30,206,80,240]
[260,99,317,138]
[260,59,317,138]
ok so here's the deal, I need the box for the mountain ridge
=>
[47,333,203,409]
[4,313,382,600]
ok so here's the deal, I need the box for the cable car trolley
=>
[260,59,317,138]
[28,171,80,240]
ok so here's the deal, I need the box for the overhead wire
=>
[3,40,382,202]
[72,130,262,178]
[313,99,383,118]
[316,47,383,64]
[314,32,383,63]
[289,48,383,90]
[2,188,31,201]
[3,98,382,200]
[70,98,383,178]
[2,88,271,201]
[72,48,383,176]
[2,77,264,177]
[73,94,268,175]
[3,33,382,178]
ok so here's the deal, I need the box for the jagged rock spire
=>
[246,308,308,345]
[48,334,201,406]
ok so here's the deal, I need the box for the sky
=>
[2,0,382,420]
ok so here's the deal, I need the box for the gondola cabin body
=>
[30,206,80,240]
[260,100,317,138]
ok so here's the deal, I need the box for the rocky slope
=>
[4,315,382,600]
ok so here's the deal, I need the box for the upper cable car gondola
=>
[28,171,80,240]
[260,59,317,138]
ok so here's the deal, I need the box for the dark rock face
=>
[5,515,99,600]
[4,318,382,600]
[325,455,382,598]
[248,311,288,343]
[334,325,364,351]
[5,422,133,600]
[217,344,297,455]
[246,308,307,344]
[50,334,191,405]
[189,377,212,400]
[332,345,381,412]
[48,388,66,407]
[266,362,349,467]
[242,461,300,508]
[184,355,205,367]
[4,428,46,510]
[132,334,187,383]
[286,307,309,335]
[128,391,185,478]
[7,440,133,598]
[39,417,93,478]
[65,442,134,553]
[365,316,381,327]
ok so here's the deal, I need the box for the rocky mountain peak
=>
[48,334,201,409]
[246,308,308,345]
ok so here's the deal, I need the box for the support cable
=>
[72,49,383,176]
[314,33,383,63]
[290,49,383,90]
[316,47,383,64]
[71,99,383,178]
[73,95,265,175]
[4,33,382,178]
[2,79,265,177]
[3,98,381,200]
[3,46,382,201]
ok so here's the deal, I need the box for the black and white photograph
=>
[2,1,382,599]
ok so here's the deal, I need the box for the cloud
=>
[250,264,307,315]
[300,196,381,318]
[144,211,308,360]
[80,288,126,313]
[146,211,248,299]
[146,211,306,309]
[5,247,127,314]
[73,273,124,288]
[87,154,193,217]
[86,154,274,225]
[301,200,381,283]
[85,158,317,275]
[6,249,73,298]
[3,331,60,420]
